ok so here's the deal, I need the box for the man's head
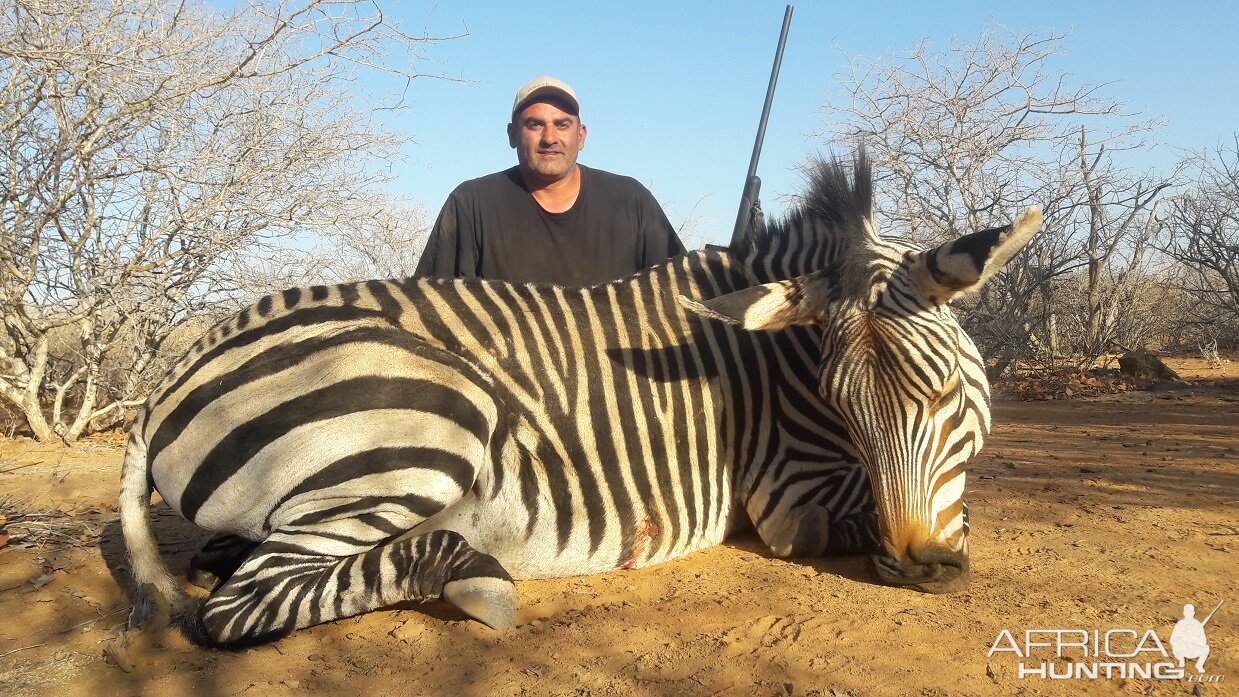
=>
[507,76,587,187]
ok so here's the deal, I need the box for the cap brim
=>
[513,87,579,117]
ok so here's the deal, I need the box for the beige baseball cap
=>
[511,76,580,119]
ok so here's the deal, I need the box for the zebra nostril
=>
[871,553,904,577]
[908,543,966,569]
[870,547,970,593]
[916,557,969,594]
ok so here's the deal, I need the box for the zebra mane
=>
[736,151,879,286]
[796,151,873,237]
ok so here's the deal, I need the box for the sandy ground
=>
[0,358,1234,697]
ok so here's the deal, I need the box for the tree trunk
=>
[65,365,102,443]
[987,349,1015,382]
[1080,127,1106,362]
[5,336,56,441]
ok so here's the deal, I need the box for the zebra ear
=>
[678,274,827,331]
[908,206,1042,305]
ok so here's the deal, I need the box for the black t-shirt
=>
[413,165,685,286]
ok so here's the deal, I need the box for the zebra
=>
[119,153,1042,646]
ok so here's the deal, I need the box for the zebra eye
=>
[932,373,963,407]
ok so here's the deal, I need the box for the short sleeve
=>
[638,187,686,268]
[414,192,479,279]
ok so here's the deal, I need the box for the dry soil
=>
[0,359,1234,697]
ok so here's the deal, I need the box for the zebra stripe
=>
[119,153,1041,645]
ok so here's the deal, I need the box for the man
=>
[414,76,685,286]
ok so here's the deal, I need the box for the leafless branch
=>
[1,0,460,440]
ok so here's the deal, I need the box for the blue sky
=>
[379,1,1239,247]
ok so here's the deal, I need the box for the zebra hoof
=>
[128,583,171,631]
[186,567,223,591]
[443,577,518,630]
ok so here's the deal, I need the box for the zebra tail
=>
[118,416,197,632]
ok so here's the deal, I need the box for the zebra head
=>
[682,155,1042,593]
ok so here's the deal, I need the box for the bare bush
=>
[312,196,433,283]
[1157,136,1239,349]
[1198,337,1225,371]
[814,27,1179,376]
[0,0,458,441]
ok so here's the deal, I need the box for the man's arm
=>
[414,194,477,279]
[639,188,686,266]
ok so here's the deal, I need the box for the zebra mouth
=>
[870,553,970,594]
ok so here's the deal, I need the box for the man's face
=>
[508,99,587,185]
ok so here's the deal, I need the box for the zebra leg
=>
[762,505,883,558]
[197,528,516,646]
[187,533,259,591]
[764,504,834,558]
[825,510,881,555]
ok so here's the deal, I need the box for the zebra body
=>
[120,155,1041,645]
[139,255,861,575]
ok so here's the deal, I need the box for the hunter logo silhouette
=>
[1170,601,1223,674]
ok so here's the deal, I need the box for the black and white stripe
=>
[120,153,1042,645]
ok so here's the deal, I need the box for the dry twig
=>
[0,643,46,659]
[0,494,116,550]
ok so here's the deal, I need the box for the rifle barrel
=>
[747,5,794,179]
[730,5,794,247]
[1201,599,1224,626]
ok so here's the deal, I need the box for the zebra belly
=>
[409,478,731,581]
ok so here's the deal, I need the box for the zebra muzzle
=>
[870,545,970,594]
